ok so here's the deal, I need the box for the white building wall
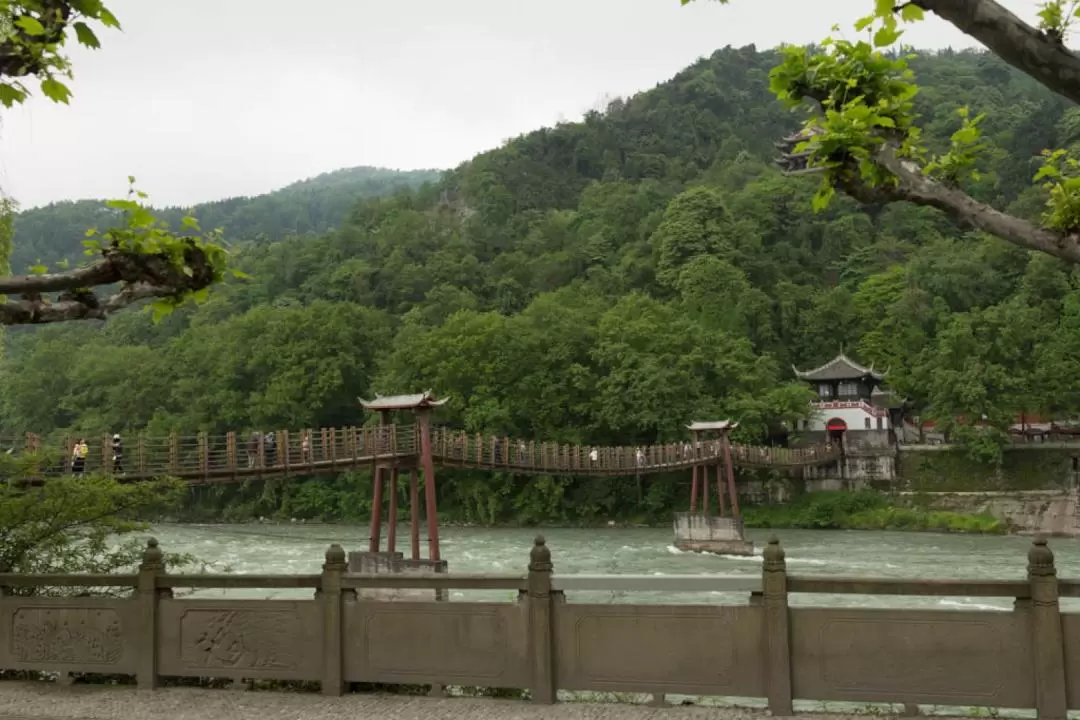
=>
[804,401,891,432]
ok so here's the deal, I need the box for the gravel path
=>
[0,683,877,720]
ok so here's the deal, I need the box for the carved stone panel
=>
[790,608,1035,708]
[555,604,765,696]
[10,607,122,665]
[180,609,299,670]
[157,600,322,681]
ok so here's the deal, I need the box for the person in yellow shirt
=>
[71,438,88,474]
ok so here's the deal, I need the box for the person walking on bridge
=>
[246,433,259,468]
[111,434,123,474]
[71,438,88,475]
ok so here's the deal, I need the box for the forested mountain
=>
[2,45,1077,522]
[9,166,442,272]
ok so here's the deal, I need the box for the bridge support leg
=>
[690,464,699,513]
[701,463,709,514]
[723,436,741,521]
[419,409,441,562]
[716,461,726,516]
[387,468,398,554]
[409,468,420,561]
[368,467,384,553]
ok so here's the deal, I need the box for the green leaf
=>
[0,83,28,107]
[15,15,46,36]
[29,264,47,275]
[73,21,101,48]
[873,26,903,47]
[900,4,925,22]
[69,0,105,14]
[40,78,72,104]
[854,15,875,31]
[98,7,121,28]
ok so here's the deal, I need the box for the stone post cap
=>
[763,535,786,567]
[1028,535,1056,576]
[529,535,552,572]
[324,543,347,569]
[140,537,164,570]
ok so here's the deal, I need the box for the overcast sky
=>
[0,0,1041,208]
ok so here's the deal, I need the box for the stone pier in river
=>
[347,549,448,601]
[672,512,754,556]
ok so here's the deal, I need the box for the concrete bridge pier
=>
[674,420,753,556]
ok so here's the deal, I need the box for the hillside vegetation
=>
[9,166,442,272]
[2,45,1077,524]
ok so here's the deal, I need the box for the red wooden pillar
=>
[716,461,727,516]
[387,468,399,553]
[690,464,699,513]
[409,468,420,561]
[419,409,440,561]
[368,467,383,552]
[722,431,740,520]
[701,462,710,514]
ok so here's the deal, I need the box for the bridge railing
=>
[4,425,838,481]
[0,535,1075,714]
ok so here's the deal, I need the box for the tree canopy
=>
[692,0,1080,264]
[0,1,238,325]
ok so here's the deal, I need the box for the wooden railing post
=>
[527,536,556,704]
[225,431,236,479]
[168,433,179,475]
[1027,536,1067,720]
[762,536,793,715]
[320,543,348,696]
[197,432,208,480]
[136,538,167,689]
[281,430,291,475]
[137,432,145,476]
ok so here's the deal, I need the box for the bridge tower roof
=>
[357,391,447,412]
[686,420,739,433]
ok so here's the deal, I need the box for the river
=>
[151,523,1080,611]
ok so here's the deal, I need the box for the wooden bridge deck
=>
[5,425,841,484]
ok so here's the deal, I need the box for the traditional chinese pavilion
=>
[791,353,900,485]
[793,352,891,441]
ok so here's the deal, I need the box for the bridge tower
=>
[673,420,753,556]
[353,391,448,584]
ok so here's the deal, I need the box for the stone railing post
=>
[136,537,167,690]
[527,536,556,704]
[320,543,348,696]
[1027,536,1067,720]
[762,536,793,716]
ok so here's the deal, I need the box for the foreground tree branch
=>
[840,144,1080,263]
[920,0,1080,105]
[0,241,217,325]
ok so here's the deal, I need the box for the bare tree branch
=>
[0,242,215,325]
[921,0,1080,105]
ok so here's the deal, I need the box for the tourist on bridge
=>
[300,431,311,462]
[70,438,88,475]
[111,434,123,474]
[246,432,259,467]
[589,447,598,467]
[264,432,276,466]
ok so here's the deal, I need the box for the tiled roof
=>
[793,353,885,382]
[358,391,447,411]
[686,420,739,432]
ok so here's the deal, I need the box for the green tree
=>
[694,0,1080,265]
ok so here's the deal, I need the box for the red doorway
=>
[826,417,847,445]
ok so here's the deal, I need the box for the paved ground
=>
[0,683,876,720]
